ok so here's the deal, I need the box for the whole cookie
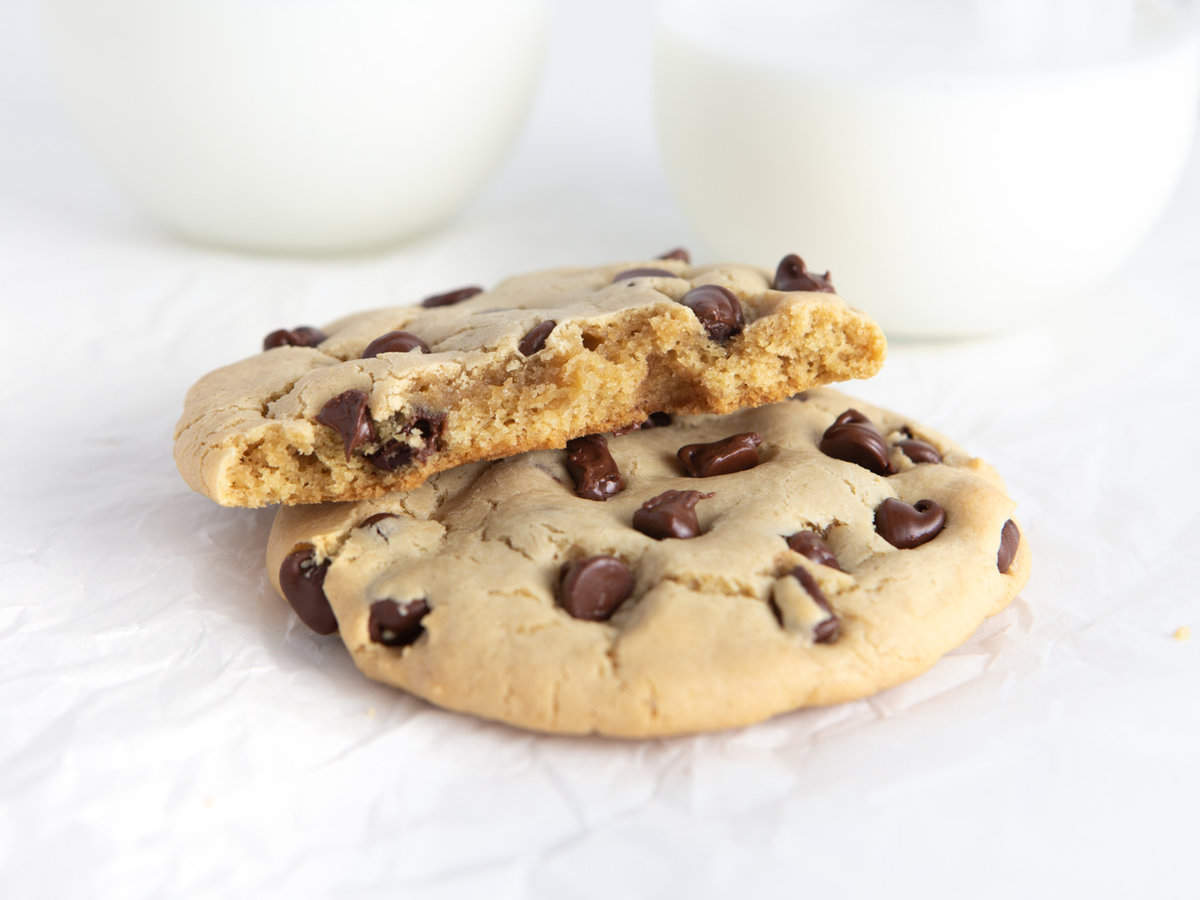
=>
[175,255,885,507]
[266,388,1030,737]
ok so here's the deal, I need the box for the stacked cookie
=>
[175,252,1029,736]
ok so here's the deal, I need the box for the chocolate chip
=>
[678,432,763,477]
[362,330,430,357]
[678,285,744,342]
[365,413,444,471]
[612,411,673,435]
[565,434,625,501]
[421,286,483,308]
[819,409,893,476]
[785,531,842,570]
[612,267,678,282]
[897,438,942,464]
[875,498,946,549]
[278,545,336,635]
[632,489,712,540]
[263,326,327,351]
[997,519,1020,573]
[834,409,870,426]
[770,566,840,644]
[657,247,691,263]
[316,390,376,459]
[368,598,429,647]
[558,556,634,621]
[365,440,415,471]
[796,568,841,643]
[772,254,835,293]
[791,391,810,401]
[519,320,556,356]
[359,512,397,530]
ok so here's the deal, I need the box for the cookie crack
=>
[496,533,538,564]
[259,372,316,420]
[604,641,621,677]
[658,571,762,600]
[538,522,575,554]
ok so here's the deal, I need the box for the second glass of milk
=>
[654,0,1200,336]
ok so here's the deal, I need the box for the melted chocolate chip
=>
[359,512,397,530]
[263,326,327,351]
[678,432,763,477]
[834,409,870,426]
[278,546,336,635]
[795,567,841,643]
[875,498,946,549]
[772,254,835,293]
[612,411,673,435]
[519,320,556,356]
[897,438,942,464]
[316,390,376,459]
[997,519,1020,573]
[365,440,416,471]
[657,247,691,262]
[770,566,840,644]
[421,286,483,308]
[565,434,624,501]
[819,409,893,476]
[632,489,712,540]
[678,285,745,342]
[362,330,430,357]
[612,267,678,282]
[558,556,634,621]
[785,531,842,570]
[368,598,430,647]
[365,413,444,471]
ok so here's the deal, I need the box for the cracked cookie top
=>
[174,255,886,507]
[266,387,1030,737]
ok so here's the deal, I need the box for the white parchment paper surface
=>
[1,3,1197,897]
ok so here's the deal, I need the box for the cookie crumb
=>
[1173,626,1191,642]
[366,706,377,718]
[204,797,215,808]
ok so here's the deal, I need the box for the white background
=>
[2,2,1198,898]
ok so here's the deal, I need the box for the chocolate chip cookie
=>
[175,254,886,506]
[265,388,1029,737]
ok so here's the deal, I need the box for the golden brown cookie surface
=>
[267,388,1029,737]
[175,258,885,506]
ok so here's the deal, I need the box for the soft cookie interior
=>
[175,259,886,507]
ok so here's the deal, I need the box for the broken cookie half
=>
[174,254,886,507]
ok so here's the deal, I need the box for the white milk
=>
[45,0,549,253]
[655,0,1200,336]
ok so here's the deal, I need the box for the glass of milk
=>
[44,0,549,254]
[654,0,1200,336]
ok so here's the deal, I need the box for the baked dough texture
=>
[175,260,886,507]
[266,388,1030,737]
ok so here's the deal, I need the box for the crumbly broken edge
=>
[216,302,884,507]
